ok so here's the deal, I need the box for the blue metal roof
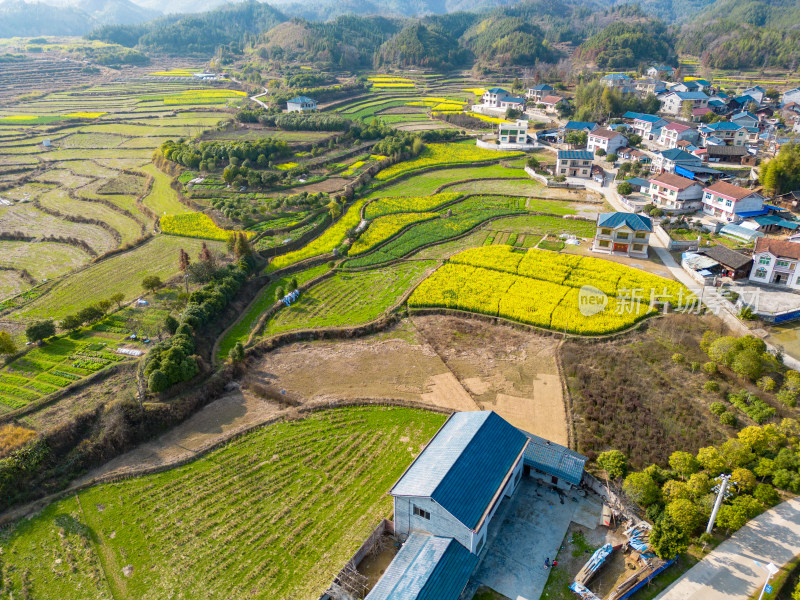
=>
[530,84,553,91]
[673,91,708,100]
[390,411,528,530]
[660,148,699,162]
[597,212,652,232]
[736,208,770,218]
[732,111,757,121]
[365,533,478,600]
[622,111,642,119]
[520,431,587,485]
[603,73,631,80]
[625,177,650,188]
[709,99,726,107]
[504,96,525,103]
[633,114,663,123]
[564,121,597,131]
[558,150,593,160]
[287,96,316,104]
[704,121,744,131]
[486,87,509,94]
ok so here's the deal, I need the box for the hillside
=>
[575,16,677,69]
[0,0,158,37]
[376,22,469,69]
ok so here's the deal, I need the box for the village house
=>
[631,114,668,140]
[698,122,748,146]
[539,95,567,113]
[556,150,593,178]
[649,172,704,212]
[782,88,800,106]
[586,128,627,155]
[704,144,750,164]
[702,180,765,222]
[658,122,699,148]
[617,147,651,164]
[497,120,530,144]
[647,65,674,79]
[563,121,598,135]
[526,84,554,101]
[601,73,633,88]
[672,80,703,93]
[651,148,702,173]
[286,96,317,112]
[741,86,766,105]
[730,111,759,129]
[499,96,526,111]
[634,78,667,95]
[592,212,652,257]
[749,238,800,289]
[660,91,710,116]
[482,87,512,107]
[697,245,753,280]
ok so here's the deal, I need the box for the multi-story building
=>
[749,238,800,288]
[698,122,748,146]
[701,181,765,222]
[648,172,704,212]
[651,148,702,173]
[631,114,668,140]
[498,120,530,144]
[586,128,627,155]
[555,150,593,178]
[592,212,652,257]
[658,123,699,148]
[482,87,512,107]
[601,73,633,88]
[659,91,710,116]
[526,84,554,101]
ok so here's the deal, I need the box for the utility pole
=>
[706,474,732,534]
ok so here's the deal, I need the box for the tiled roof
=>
[698,245,753,269]
[663,122,691,133]
[754,237,800,261]
[705,180,759,201]
[633,114,663,123]
[564,121,597,131]
[650,172,698,191]
[365,533,478,600]
[590,128,624,140]
[540,95,565,104]
[597,212,652,232]
[390,411,528,530]
[558,150,594,160]
[520,431,587,486]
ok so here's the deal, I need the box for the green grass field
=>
[0,407,447,600]
[17,237,223,320]
[365,164,526,198]
[263,261,434,336]
[140,164,192,216]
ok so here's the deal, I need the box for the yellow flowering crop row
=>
[370,154,388,161]
[148,69,198,77]
[462,88,487,96]
[276,162,299,171]
[342,160,366,176]
[372,83,415,88]
[64,112,107,119]
[375,142,522,181]
[349,212,437,255]
[408,246,693,335]
[466,112,510,124]
[368,76,414,82]
[365,192,463,219]
[268,199,368,271]
[160,212,253,241]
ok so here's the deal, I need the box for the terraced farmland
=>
[0,407,447,599]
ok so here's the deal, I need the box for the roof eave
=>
[471,440,528,533]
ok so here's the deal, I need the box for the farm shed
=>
[697,245,753,279]
[364,533,478,600]
[520,431,587,490]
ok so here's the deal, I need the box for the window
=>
[617,232,629,239]
[413,505,430,520]
[725,200,733,207]
[634,232,646,239]
[633,244,643,251]
[759,256,771,265]
[601,228,611,235]
[777,260,791,268]
[598,240,610,247]
[754,267,768,279]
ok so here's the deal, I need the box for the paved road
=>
[655,498,800,600]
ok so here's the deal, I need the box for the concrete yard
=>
[466,477,604,600]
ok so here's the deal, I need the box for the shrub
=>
[650,513,690,559]
[709,401,726,415]
[720,411,738,427]
[731,348,764,381]
[690,361,701,372]
[753,483,780,507]
[777,389,798,407]
[607,153,618,163]
[616,182,633,196]
[702,361,718,375]
[595,148,606,156]
[623,471,661,506]
[757,376,776,392]
[597,449,628,479]
[671,353,685,364]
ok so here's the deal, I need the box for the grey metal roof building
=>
[521,431,587,486]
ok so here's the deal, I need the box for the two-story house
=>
[749,238,800,289]
[539,95,567,113]
[601,73,632,88]
[660,91,710,116]
[499,96,526,111]
[658,122,699,148]
[699,122,748,146]
[647,65,674,79]
[634,78,667,95]
[702,181,765,221]
[631,114,668,140]
[498,120,530,144]
[586,128,627,155]
[526,84,554,101]
[782,88,800,106]
[556,150,593,178]
[592,212,652,257]
[286,96,317,112]
[730,111,758,129]
[651,148,702,173]
[741,86,766,105]
[482,87,511,107]
[649,172,704,212]
[563,121,598,136]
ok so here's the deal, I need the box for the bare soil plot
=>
[292,177,348,193]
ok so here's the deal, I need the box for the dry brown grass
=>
[0,423,36,457]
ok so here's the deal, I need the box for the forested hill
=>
[0,0,158,37]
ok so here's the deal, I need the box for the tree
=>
[681,101,693,121]
[179,248,190,273]
[687,472,711,498]
[731,348,764,381]
[616,182,633,196]
[148,369,169,393]
[229,342,245,363]
[595,148,607,157]
[226,233,237,255]
[164,315,179,335]
[665,499,702,535]
[760,144,800,196]
[234,232,253,259]
[597,450,628,480]
[142,275,163,293]
[623,472,661,506]
[663,480,691,502]
[199,242,214,265]
[650,513,690,559]
[731,468,757,493]
[564,131,587,148]
[697,446,727,475]
[275,286,285,301]
[669,451,700,479]
[606,153,618,163]
[110,292,125,309]
[60,314,83,331]
[526,155,540,170]
[327,199,341,220]
[25,320,55,344]
[0,331,17,355]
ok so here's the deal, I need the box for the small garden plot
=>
[485,214,597,239]
[264,261,434,336]
[254,214,327,252]
[160,212,253,242]
[217,263,330,361]
[344,195,526,268]
[140,89,247,106]
[374,142,523,183]
[408,246,691,335]
[0,407,446,600]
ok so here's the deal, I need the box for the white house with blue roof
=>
[390,411,528,555]
[482,87,512,107]
[601,73,632,88]
[286,96,317,112]
[593,212,652,257]
[660,91,709,116]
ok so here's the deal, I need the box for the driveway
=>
[656,498,800,600]
[466,477,603,600]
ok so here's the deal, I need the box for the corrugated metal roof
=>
[287,96,316,104]
[633,114,663,123]
[390,411,528,530]
[520,431,587,485]
[720,224,766,241]
[597,212,652,231]
[486,87,509,94]
[558,150,594,160]
[365,533,478,600]
[564,121,597,131]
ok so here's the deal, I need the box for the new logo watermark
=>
[578,285,608,316]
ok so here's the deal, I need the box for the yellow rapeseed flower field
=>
[375,142,522,181]
[160,212,253,241]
